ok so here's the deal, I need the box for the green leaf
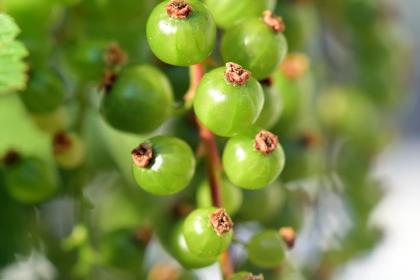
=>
[0,13,28,94]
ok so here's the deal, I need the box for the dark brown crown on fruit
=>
[132,143,154,168]
[53,131,72,154]
[3,150,20,165]
[166,0,192,19]
[246,274,265,280]
[133,227,153,245]
[104,42,128,67]
[210,208,233,236]
[263,10,285,33]
[225,62,251,86]
[100,69,118,93]
[255,130,278,155]
[279,227,296,249]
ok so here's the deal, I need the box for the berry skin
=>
[170,221,218,268]
[196,178,243,216]
[221,12,288,80]
[223,130,285,189]
[52,132,85,169]
[20,70,64,114]
[193,63,264,137]
[3,153,58,204]
[131,136,195,195]
[247,230,286,269]
[100,227,149,270]
[255,79,283,129]
[100,65,174,134]
[182,207,233,258]
[146,0,216,66]
[205,0,275,29]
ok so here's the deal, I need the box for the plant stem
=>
[188,63,233,277]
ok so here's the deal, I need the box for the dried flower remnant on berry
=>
[281,53,309,80]
[53,131,72,154]
[166,0,192,19]
[255,130,278,155]
[225,62,251,86]
[210,208,233,236]
[279,227,296,249]
[148,263,180,280]
[3,150,20,165]
[134,227,153,245]
[263,11,285,33]
[104,42,128,67]
[100,69,118,92]
[132,143,154,168]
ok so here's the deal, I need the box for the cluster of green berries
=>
[2,0,295,276]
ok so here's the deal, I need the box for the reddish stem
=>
[188,63,232,276]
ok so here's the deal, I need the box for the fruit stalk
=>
[189,63,233,277]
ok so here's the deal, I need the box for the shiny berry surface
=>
[132,136,195,195]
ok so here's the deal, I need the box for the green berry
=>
[247,230,286,269]
[20,70,64,114]
[100,227,149,270]
[196,178,243,216]
[2,151,57,204]
[255,79,283,129]
[228,272,264,280]
[170,221,217,268]
[193,63,264,137]
[221,11,288,80]
[205,0,275,29]
[131,136,195,195]
[100,65,174,134]
[52,131,85,169]
[146,0,216,66]
[183,207,233,258]
[223,130,285,189]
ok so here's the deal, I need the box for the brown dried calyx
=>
[210,208,233,236]
[279,227,296,249]
[263,10,285,33]
[131,143,154,168]
[255,130,278,155]
[53,131,72,154]
[105,42,128,68]
[281,53,309,80]
[166,0,192,19]
[225,62,251,86]
[245,273,264,280]
[100,69,118,93]
[3,150,20,165]
[133,227,153,245]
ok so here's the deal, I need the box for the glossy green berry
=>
[205,0,275,29]
[2,152,57,204]
[100,227,149,270]
[100,65,174,134]
[196,178,243,216]
[131,136,195,195]
[228,272,264,280]
[193,63,264,137]
[255,79,283,129]
[223,130,285,189]
[221,11,288,80]
[20,70,64,114]
[52,131,85,169]
[183,207,233,258]
[247,230,286,269]
[170,221,217,268]
[146,0,216,66]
